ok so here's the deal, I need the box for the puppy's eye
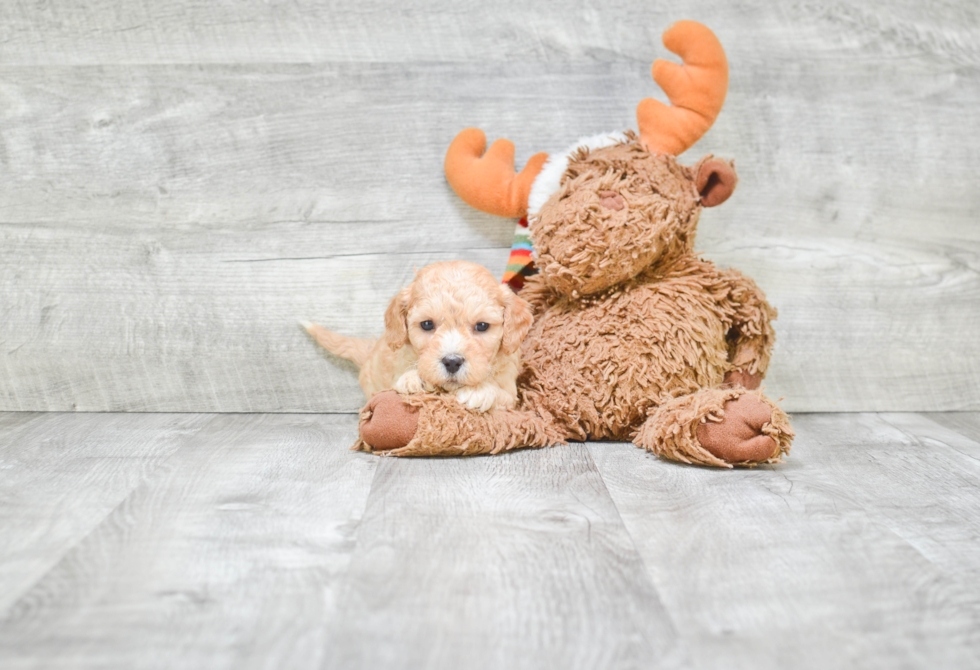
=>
[420,320,435,331]
[475,322,490,332]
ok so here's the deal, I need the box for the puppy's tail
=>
[300,320,374,368]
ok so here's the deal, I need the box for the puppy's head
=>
[384,261,532,390]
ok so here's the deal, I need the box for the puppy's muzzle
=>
[441,355,464,375]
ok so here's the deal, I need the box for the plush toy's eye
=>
[475,322,490,332]
[420,320,435,331]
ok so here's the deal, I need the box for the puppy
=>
[302,261,533,412]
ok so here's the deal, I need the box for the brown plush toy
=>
[356,20,794,467]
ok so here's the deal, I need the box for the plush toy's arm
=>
[718,268,777,387]
[355,390,566,456]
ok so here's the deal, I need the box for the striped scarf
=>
[502,217,537,292]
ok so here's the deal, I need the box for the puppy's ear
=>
[499,285,533,355]
[383,287,411,351]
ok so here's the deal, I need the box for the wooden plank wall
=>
[0,1,977,413]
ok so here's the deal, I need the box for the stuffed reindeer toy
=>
[356,20,793,467]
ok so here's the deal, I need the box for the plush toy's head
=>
[530,134,736,297]
[444,21,738,297]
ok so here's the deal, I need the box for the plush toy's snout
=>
[598,191,625,211]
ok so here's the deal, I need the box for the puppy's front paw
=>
[455,383,497,413]
[394,370,426,395]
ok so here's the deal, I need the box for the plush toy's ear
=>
[696,157,737,207]
[383,287,412,351]
[499,285,533,355]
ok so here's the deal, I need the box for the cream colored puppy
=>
[302,261,533,412]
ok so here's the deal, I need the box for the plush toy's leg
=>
[633,386,793,468]
[354,390,566,457]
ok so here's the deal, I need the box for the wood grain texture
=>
[588,413,980,670]
[1,1,978,412]
[0,1,976,66]
[324,444,684,670]
[0,413,378,669]
[0,412,211,613]
[2,411,979,668]
[927,411,980,445]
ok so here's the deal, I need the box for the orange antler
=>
[637,21,729,156]
[444,128,549,218]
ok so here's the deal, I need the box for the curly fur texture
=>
[533,139,700,297]
[360,135,793,467]
[636,387,793,468]
[354,392,566,457]
[307,260,532,413]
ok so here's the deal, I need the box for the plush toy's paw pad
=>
[696,394,778,463]
[359,390,420,451]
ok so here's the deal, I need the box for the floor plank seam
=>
[581,443,689,644]
[879,413,980,463]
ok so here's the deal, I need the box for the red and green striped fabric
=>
[502,217,537,292]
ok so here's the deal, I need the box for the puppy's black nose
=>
[441,355,464,375]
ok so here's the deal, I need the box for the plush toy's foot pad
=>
[696,394,778,463]
[358,390,419,451]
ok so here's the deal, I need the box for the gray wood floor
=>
[1,411,978,669]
